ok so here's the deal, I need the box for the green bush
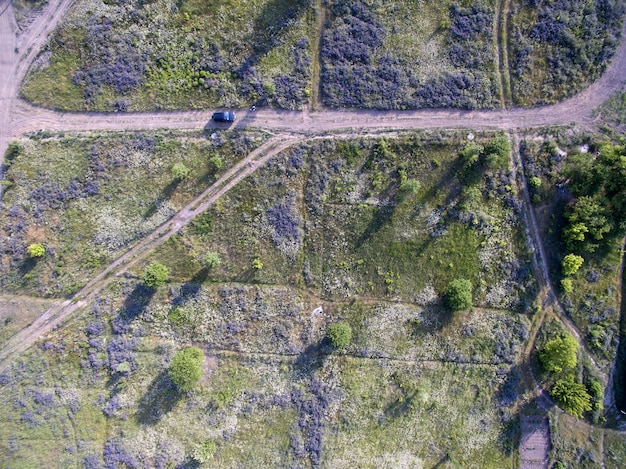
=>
[327,321,352,349]
[540,333,578,374]
[169,346,205,391]
[586,378,604,412]
[209,156,223,172]
[143,261,169,288]
[27,243,45,258]
[445,279,473,311]
[551,377,592,418]
[172,162,190,180]
[202,251,221,270]
[529,176,541,189]
[560,278,573,293]
[562,254,584,276]
[459,143,482,168]
[193,440,216,463]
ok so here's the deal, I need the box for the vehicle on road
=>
[212,111,236,122]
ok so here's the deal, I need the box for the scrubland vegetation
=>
[0,130,541,466]
[20,0,625,111]
[0,130,268,297]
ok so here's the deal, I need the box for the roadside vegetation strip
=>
[309,0,326,111]
[494,0,506,108]
[0,135,300,371]
[499,0,513,107]
[511,133,605,378]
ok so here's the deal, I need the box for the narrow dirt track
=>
[0,134,298,366]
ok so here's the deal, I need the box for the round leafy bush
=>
[445,279,473,311]
[327,321,352,349]
[540,333,578,374]
[143,261,169,288]
[172,162,190,180]
[27,243,45,258]
[202,252,222,270]
[169,346,205,391]
[562,253,584,276]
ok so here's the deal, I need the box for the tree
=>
[459,143,482,168]
[560,278,573,293]
[327,322,352,349]
[445,279,473,311]
[483,134,510,168]
[169,346,204,391]
[172,162,190,180]
[202,252,221,270]
[564,196,610,252]
[209,156,223,172]
[562,254,584,276]
[540,333,578,374]
[27,243,45,258]
[143,261,169,288]
[551,377,592,418]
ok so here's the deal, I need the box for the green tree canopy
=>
[327,321,352,349]
[562,254,584,276]
[143,261,169,288]
[540,333,578,374]
[169,346,205,391]
[172,162,190,180]
[27,243,45,258]
[209,156,223,172]
[551,377,592,418]
[445,279,473,311]
[202,251,222,270]
[564,196,610,252]
[483,134,510,168]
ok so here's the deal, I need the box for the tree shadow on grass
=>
[143,179,181,219]
[135,370,183,425]
[171,268,210,308]
[236,0,310,73]
[121,283,156,322]
[293,340,330,378]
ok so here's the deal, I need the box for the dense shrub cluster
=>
[511,0,624,103]
[321,1,497,109]
[266,196,301,245]
[562,143,626,253]
[73,18,149,104]
[289,379,335,466]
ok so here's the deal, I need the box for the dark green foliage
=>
[169,346,204,391]
[563,196,610,253]
[459,143,482,168]
[190,212,214,237]
[585,378,604,412]
[540,333,578,374]
[445,278,472,311]
[562,143,626,252]
[143,261,169,288]
[4,142,20,165]
[327,321,352,349]
[550,377,592,418]
[483,134,511,168]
